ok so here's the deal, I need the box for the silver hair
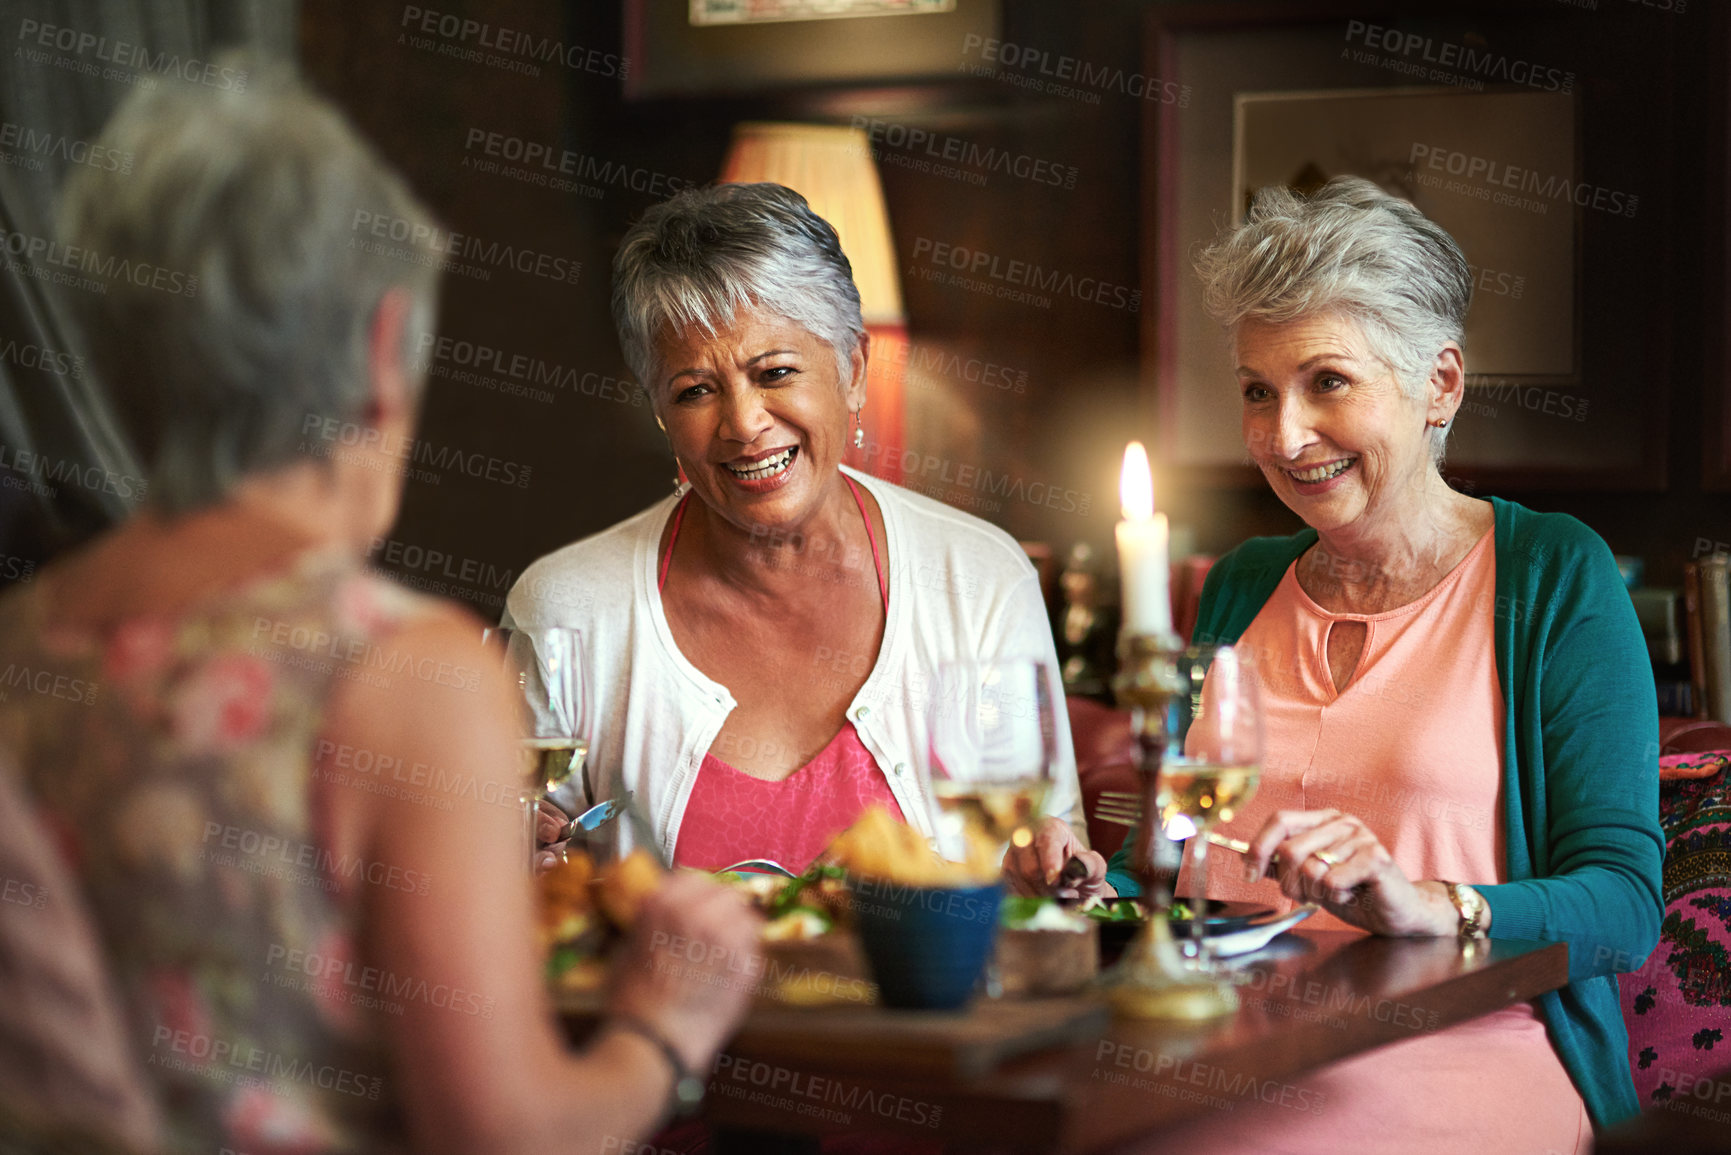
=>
[1195,176,1472,463]
[611,183,865,394]
[56,54,442,515]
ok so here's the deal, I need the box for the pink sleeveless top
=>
[661,476,904,872]
[1157,530,1590,1155]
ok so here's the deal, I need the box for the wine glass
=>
[482,626,587,862]
[924,658,1061,865]
[1160,645,1263,968]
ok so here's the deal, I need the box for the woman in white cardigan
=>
[506,183,1101,895]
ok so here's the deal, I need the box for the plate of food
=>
[1078,897,1279,958]
[712,861,850,942]
[538,849,877,1007]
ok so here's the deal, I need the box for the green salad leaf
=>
[545,944,582,981]
[999,895,1050,927]
[1083,899,1145,923]
[764,862,846,921]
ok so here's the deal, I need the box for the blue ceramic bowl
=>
[849,877,1005,1010]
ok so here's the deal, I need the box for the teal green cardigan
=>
[1104,497,1663,1129]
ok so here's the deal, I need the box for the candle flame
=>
[1120,441,1154,520]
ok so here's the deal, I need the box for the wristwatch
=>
[1444,882,1489,940]
[608,1014,707,1117]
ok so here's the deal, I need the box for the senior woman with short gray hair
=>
[0,60,758,1155]
[1106,176,1661,1152]
[507,182,1098,894]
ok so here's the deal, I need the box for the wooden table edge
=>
[559,934,1571,1152]
[1059,937,1570,1152]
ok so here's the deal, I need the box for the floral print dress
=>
[0,547,440,1155]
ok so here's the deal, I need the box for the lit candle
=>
[1116,441,1173,637]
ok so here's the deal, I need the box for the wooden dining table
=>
[561,926,1569,1153]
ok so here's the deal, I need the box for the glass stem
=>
[1188,829,1209,963]
[522,790,539,875]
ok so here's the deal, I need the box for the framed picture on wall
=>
[1711,9,1731,493]
[624,0,999,98]
[1142,5,1670,491]
[1235,88,1579,387]
[689,0,956,25]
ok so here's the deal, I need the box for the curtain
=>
[0,0,297,583]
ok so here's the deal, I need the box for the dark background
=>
[186,1,1731,611]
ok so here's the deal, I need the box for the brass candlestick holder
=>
[1098,631,1239,1020]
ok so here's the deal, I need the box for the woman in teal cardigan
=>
[1106,177,1662,1148]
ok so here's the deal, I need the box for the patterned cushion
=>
[1658,750,1731,782]
[1618,753,1731,1112]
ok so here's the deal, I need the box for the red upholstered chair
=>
[1658,716,1731,754]
[1068,696,1139,858]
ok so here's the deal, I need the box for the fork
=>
[551,793,634,844]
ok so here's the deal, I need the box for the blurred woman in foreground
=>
[0,62,758,1154]
[508,183,1100,896]
[1108,177,1661,1150]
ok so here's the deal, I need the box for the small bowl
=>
[847,876,1004,1010]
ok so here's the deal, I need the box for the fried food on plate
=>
[537,850,597,949]
[827,805,999,886]
[591,848,663,929]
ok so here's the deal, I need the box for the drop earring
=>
[655,415,681,489]
[852,410,865,449]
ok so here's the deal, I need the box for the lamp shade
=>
[719,122,905,325]
[720,122,908,474]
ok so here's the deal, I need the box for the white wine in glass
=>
[521,736,589,796]
[932,777,1052,849]
[483,626,587,868]
[926,658,1061,861]
[1155,762,1261,834]
[1160,645,1263,962]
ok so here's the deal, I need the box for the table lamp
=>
[720,121,907,478]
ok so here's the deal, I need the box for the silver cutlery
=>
[552,792,633,843]
[1093,791,1266,864]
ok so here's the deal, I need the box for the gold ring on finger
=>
[1313,848,1342,868]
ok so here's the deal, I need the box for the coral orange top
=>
[1158,530,1591,1155]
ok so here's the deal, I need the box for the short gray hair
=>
[57,55,441,515]
[1196,177,1471,459]
[611,183,864,392]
